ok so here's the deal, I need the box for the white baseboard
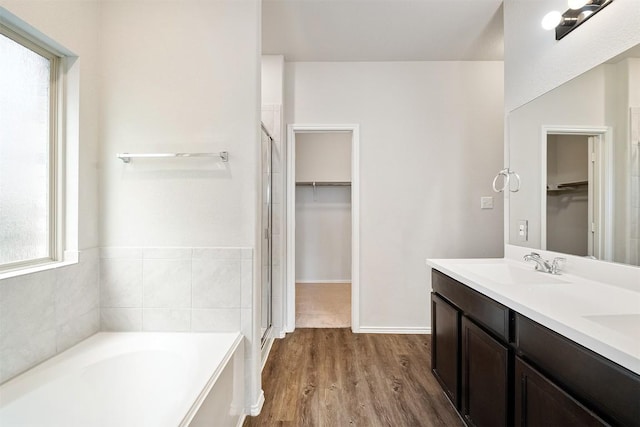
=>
[356,326,431,334]
[236,414,246,427]
[295,280,352,284]
[249,390,265,416]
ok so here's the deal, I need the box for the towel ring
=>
[492,168,520,193]
[508,170,521,193]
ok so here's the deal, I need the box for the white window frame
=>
[0,9,79,279]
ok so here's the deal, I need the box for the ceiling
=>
[262,0,504,62]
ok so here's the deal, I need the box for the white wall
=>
[295,186,352,282]
[547,135,589,186]
[100,1,260,249]
[286,61,504,330]
[98,0,262,412]
[504,0,640,112]
[295,132,352,182]
[0,0,101,383]
[262,55,284,105]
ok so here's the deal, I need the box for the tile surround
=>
[143,259,191,308]
[0,249,100,383]
[100,247,252,335]
[1,245,253,384]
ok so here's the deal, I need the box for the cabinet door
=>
[431,293,460,408]
[461,316,509,427]
[514,356,608,427]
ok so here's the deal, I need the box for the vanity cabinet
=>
[461,316,509,427]
[432,270,510,427]
[431,293,460,408]
[516,313,639,427]
[431,269,640,427]
[514,356,606,427]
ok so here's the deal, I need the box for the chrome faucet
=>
[523,252,566,275]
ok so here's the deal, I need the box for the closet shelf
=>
[296,181,351,187]
[547,180,588,193]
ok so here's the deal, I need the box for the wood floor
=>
[296,283,351,328]
[244,329,463,427]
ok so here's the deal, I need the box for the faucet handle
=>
[551,257,566,275]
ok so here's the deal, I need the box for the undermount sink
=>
[583,314,640,341]
[455,263,569,286]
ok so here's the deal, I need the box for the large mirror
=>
[508,44,640,267]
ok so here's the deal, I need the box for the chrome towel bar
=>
[117,152,229,163]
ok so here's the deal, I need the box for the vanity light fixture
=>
[541,0,614,40]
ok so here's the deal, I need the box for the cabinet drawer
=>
[516,314,640,427]
[432,270,510,342]
[515,356,607,427]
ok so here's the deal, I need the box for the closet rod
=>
[296,181,351,187]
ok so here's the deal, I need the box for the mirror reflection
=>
[508,44,640,266]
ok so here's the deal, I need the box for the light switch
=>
[518,220,528,242]
[480,196,494,209]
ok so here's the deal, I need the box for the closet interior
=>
[295,132,352,328]
[546,134,591,257]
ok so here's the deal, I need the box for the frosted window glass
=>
[0,33,51,265]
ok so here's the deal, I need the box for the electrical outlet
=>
[518,220,528,242]
[480,196,494,209]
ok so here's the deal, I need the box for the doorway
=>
[541,126,612,260]
[286,125,360,333]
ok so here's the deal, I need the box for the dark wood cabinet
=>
[516,313,639,426]
[461,316,509,427]
[431,270,511,427]
[514,356,606,427]
[431,293,460,408]
[431,269,640,427]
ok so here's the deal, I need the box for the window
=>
[0,25,60,270]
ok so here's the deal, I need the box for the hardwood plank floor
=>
[244,329,463,427]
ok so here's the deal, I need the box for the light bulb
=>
[576,9,594,23]
[568,0,589,10]
[541,11,563,30]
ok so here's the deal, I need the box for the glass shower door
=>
[261,125,273,345]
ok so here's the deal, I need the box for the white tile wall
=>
[100,258,143,307]
[191,308,241,332]
[143,259,191,308]
[143,308,190,332]
[100,307,142,331]
[100,247,252,333]
[192,259,241,308]
[0,248,100,383]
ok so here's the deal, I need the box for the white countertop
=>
[426,254,640,375]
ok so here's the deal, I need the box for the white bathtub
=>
[0,332,244,427]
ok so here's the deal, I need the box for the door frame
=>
[285,124,360,333]
[540,126,613,260]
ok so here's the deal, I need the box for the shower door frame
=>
[260,124,273,347]
[285,124,361,333]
